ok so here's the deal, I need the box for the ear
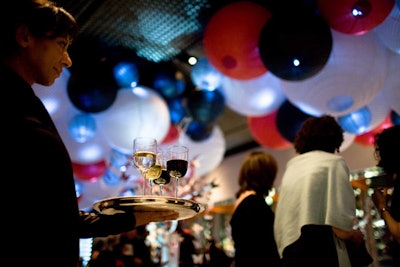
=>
[15,24,31,48]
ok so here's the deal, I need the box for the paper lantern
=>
[340,132,356,152]
[186,120,215,142]
[53,105,111,164]
[381,49,400,114]
[167,97,188,124]
[337,107,372,134]
[94,86,170,154]
[276,100,314,142]
[280,30,387,117]
[72,160,107,181]
[67,63,119,113]
[162,124,180,144]
[187,89,225,124]
[374,4,400,54]
[152,70,186,100]
[181,125,226,177]
[113,61,139,88]
[391,110,400,125]
[317,0,394,35]
[190,57,223,90]
[221,72,286,117]
[68,113,97,143]
[203,1,271,80]
[258,8,332,81]
[247,109,292,150]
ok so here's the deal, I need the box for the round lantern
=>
[72,159,107,181]
[113,61,139,88]
[280,30,387,117]
[187,88,225,124]
[94,86,170,154]
[221,71,286,116]
[247,109,292,150]
[67,62,119,113]
[317,0,394,35]
[391,110,400,125]
[203,1,271,80]
[276,100,314,142]
[68,113,97,143]
[190,57,223,90]
[337,107,372,134]
[381,49,400,114]
[258,8,332,81]
[375,5,400,54]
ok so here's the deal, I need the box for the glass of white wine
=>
[167,145,189,198]
[133,137,157,195]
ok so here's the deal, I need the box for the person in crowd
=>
[1,2,177,267]
[177,220,197,267]
[274,115,366,267]
[371,125,400,266]
[230,150,282,267]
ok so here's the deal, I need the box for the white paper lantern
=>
[94,86,170,154]
[381,49,400,114]
[280,30,387,117]
[221,72,286,116]
[374,5,400,54]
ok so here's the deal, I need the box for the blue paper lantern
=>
[391,110,400,125]
[337,107,372,134]
[68,113,97,143]
[190,57,223,90]
[113,61,139,88]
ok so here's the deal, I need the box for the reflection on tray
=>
[93,196,205,221]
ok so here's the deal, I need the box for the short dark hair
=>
[374,125,400,175]
[236,150,278,198]
[294,115,344,154]
[1,1,78,59]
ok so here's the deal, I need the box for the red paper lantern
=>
[317,0,394,35]
[161,124,180,144]
[72,160,108,181]
[203,1,271,80]
[247,110,292,150]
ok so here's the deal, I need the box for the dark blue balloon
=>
[187,89,225,124]
[168,97,188,124]
[153,71,186,100]
[259,8,332,81]
[337,107,372,135]
[276,100,314,142]
[391,110,400,125]
[68,64,119,113]
[186,120,214,142]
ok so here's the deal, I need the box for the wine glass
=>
[133,137,157,195]
[153,151,171,196]
[146,151,163,195]
[167,145,189,198]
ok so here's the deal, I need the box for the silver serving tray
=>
[93,196,205,221]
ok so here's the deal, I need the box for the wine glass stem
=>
[149,179,153,195]
[175,178,179,198]
[159,185,163,196]
[142,172,147,195]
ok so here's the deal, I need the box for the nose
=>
[62,51,73,68]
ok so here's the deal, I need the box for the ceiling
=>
[54,0,263,155]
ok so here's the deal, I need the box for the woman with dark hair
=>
[230,150,282,267]
[274,115,365,267]
[371,125,400,266]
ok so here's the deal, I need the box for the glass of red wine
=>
[167,145,189,198]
